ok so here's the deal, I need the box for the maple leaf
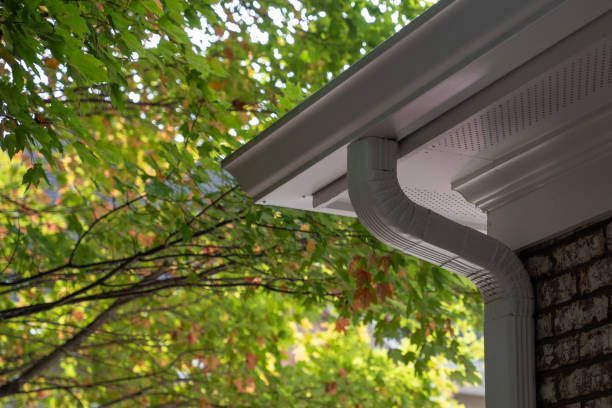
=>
[305,239,316,255]
[204,356,220,373]
[376,282,394,302]
[43,57,60,69]
[325,381,338,395]
[34,113,51,125]
[187,324,201,345]
[348,255,362,275]
[244,276,263,287]
[71,309,84,322]
[246,352,257,369]
[379,255,392,274]
[354,269,372,288]
[334,317,350,335]
[352,287,374,311]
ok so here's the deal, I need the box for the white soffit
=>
[223,1,612,248]
[224,0,612,197]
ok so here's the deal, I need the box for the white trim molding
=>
[453,105,612,212]
[348,138,535,408]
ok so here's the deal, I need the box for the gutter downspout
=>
[347,138,535,408]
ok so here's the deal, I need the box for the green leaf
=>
[145,179,174,198]
[22,163,49,187]
[158,16,189,44]
[74,142,99,166]
[48,2,89,36]
[66,214,84,235]
[67,50,108,82]
[186,53,210,77]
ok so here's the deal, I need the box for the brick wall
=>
[520,217,612,407]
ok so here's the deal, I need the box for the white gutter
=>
[223,0,612,202]
[347,138,534,408]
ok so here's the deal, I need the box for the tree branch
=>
[0,296,134,397]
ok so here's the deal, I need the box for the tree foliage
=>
[0,0,483,406]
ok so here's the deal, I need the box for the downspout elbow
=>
[347,137,535,408]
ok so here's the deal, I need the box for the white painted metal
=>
[249,7,612,246]
[310,11,612,247]
[453,106,612,212]
[224,0,612,203]
[347,137,535,408]
[488,151,612,250]
[221,2,612,405]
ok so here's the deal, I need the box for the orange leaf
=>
[445,318,454,336]
[204,355,220,373]
[305,239,316,254]
[71,310,84,322]
[334,317,350,335]
[368,253,378,267]
[235,377,256,394]
[209,80,226,91]
[199,397,212,408]
[245,377,256,394]
[425,321,437,337]
[43,57,60,69]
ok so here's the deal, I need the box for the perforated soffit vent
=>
[429,36,612,157]
[317,29,612,230]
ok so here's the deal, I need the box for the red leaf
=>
[34,113,50,125]
[352,287,374,311]
[348,255,362,275]
[376,282,394,302]
[354,269,371,288]
[246,352,257,369]
[334,317,350,335]
[379,255,392,274]
[187,324,201,345]
[325,381,338,395]
[244,276,262,287]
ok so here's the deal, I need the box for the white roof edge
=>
[222,0,612,201]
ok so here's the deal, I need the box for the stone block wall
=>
[520,217,612,407]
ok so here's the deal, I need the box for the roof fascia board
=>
[222,0,612,201]
[313,7,612,213]
[221,0,454,169]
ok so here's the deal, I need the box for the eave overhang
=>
[222,3,612,406]
[222,0,612,250]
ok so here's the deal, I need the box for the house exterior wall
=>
[520,216,612,407]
